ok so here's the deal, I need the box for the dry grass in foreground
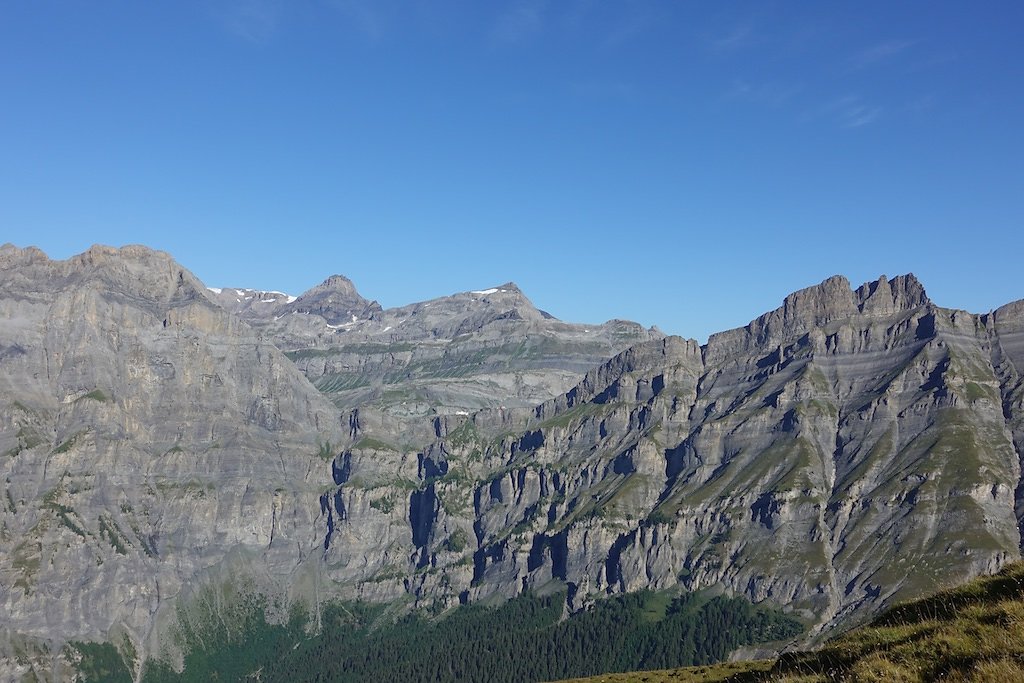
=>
[553,561,1024,682]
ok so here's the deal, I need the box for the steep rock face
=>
[987,300,1024,526]
[0,245,342,661]
[320,274,1023,636]
[3,252,1022,675]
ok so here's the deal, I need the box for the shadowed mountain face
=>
[1,243,1022,678]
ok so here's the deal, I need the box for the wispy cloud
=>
[905,93,938,113]
[726,80,803,109]
[848,39,915,70]
[491,0,548,45]
[815,95,883,129]
[841,103,882,128]
[327,0,395,42]
[708,21,757,52]
[217,0,284,43]
[216,0,401,44]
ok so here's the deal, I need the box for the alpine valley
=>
[1,243,1023,681]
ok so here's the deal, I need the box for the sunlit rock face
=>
[2,243,1022,677]
[0,244,343,663]
[321,273,1024,640]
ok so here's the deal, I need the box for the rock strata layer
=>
[1,245,1022,677]
[321,274,1024,638]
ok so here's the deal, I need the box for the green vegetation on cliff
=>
[137,588,801,683]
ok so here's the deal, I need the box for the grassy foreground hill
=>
[553,561,1024,683]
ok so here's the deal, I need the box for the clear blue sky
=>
[2,2,1022,341]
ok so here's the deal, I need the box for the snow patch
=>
[471,288,499,295]
[351,314,358,323]
[454,410,469,416]
[207,287,223,295]
[383,326,392,332]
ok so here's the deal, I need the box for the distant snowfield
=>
[471,288,508,295]
[207,287,295,303]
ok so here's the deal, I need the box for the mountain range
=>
[1,243,1022,681]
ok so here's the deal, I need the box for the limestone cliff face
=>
[0,244,343,666]
[321,274,1024,637]
[987,300,1024,523]
[2,248,1023,677]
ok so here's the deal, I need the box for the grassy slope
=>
[554,561,1024,683]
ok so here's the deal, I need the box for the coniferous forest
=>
[92,588,804,683]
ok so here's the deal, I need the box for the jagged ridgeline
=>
[320,273,1024,637]
[2,243,1024,681]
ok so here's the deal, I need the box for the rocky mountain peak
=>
[704,275,858,362]
[703,274,933,365]
[0,243,48,268]
[464,282,541,313]
[993,298,1024,323]
[308,274,361,297]
[776,274,859,330]
[0,243,210,313]
[287,274,382,325]
[855,273,930,315]
[485,281,521,293]
[466,282,524,298]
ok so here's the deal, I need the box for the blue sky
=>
[2,1,1022,341]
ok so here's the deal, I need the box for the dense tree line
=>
[131,588,802,683]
